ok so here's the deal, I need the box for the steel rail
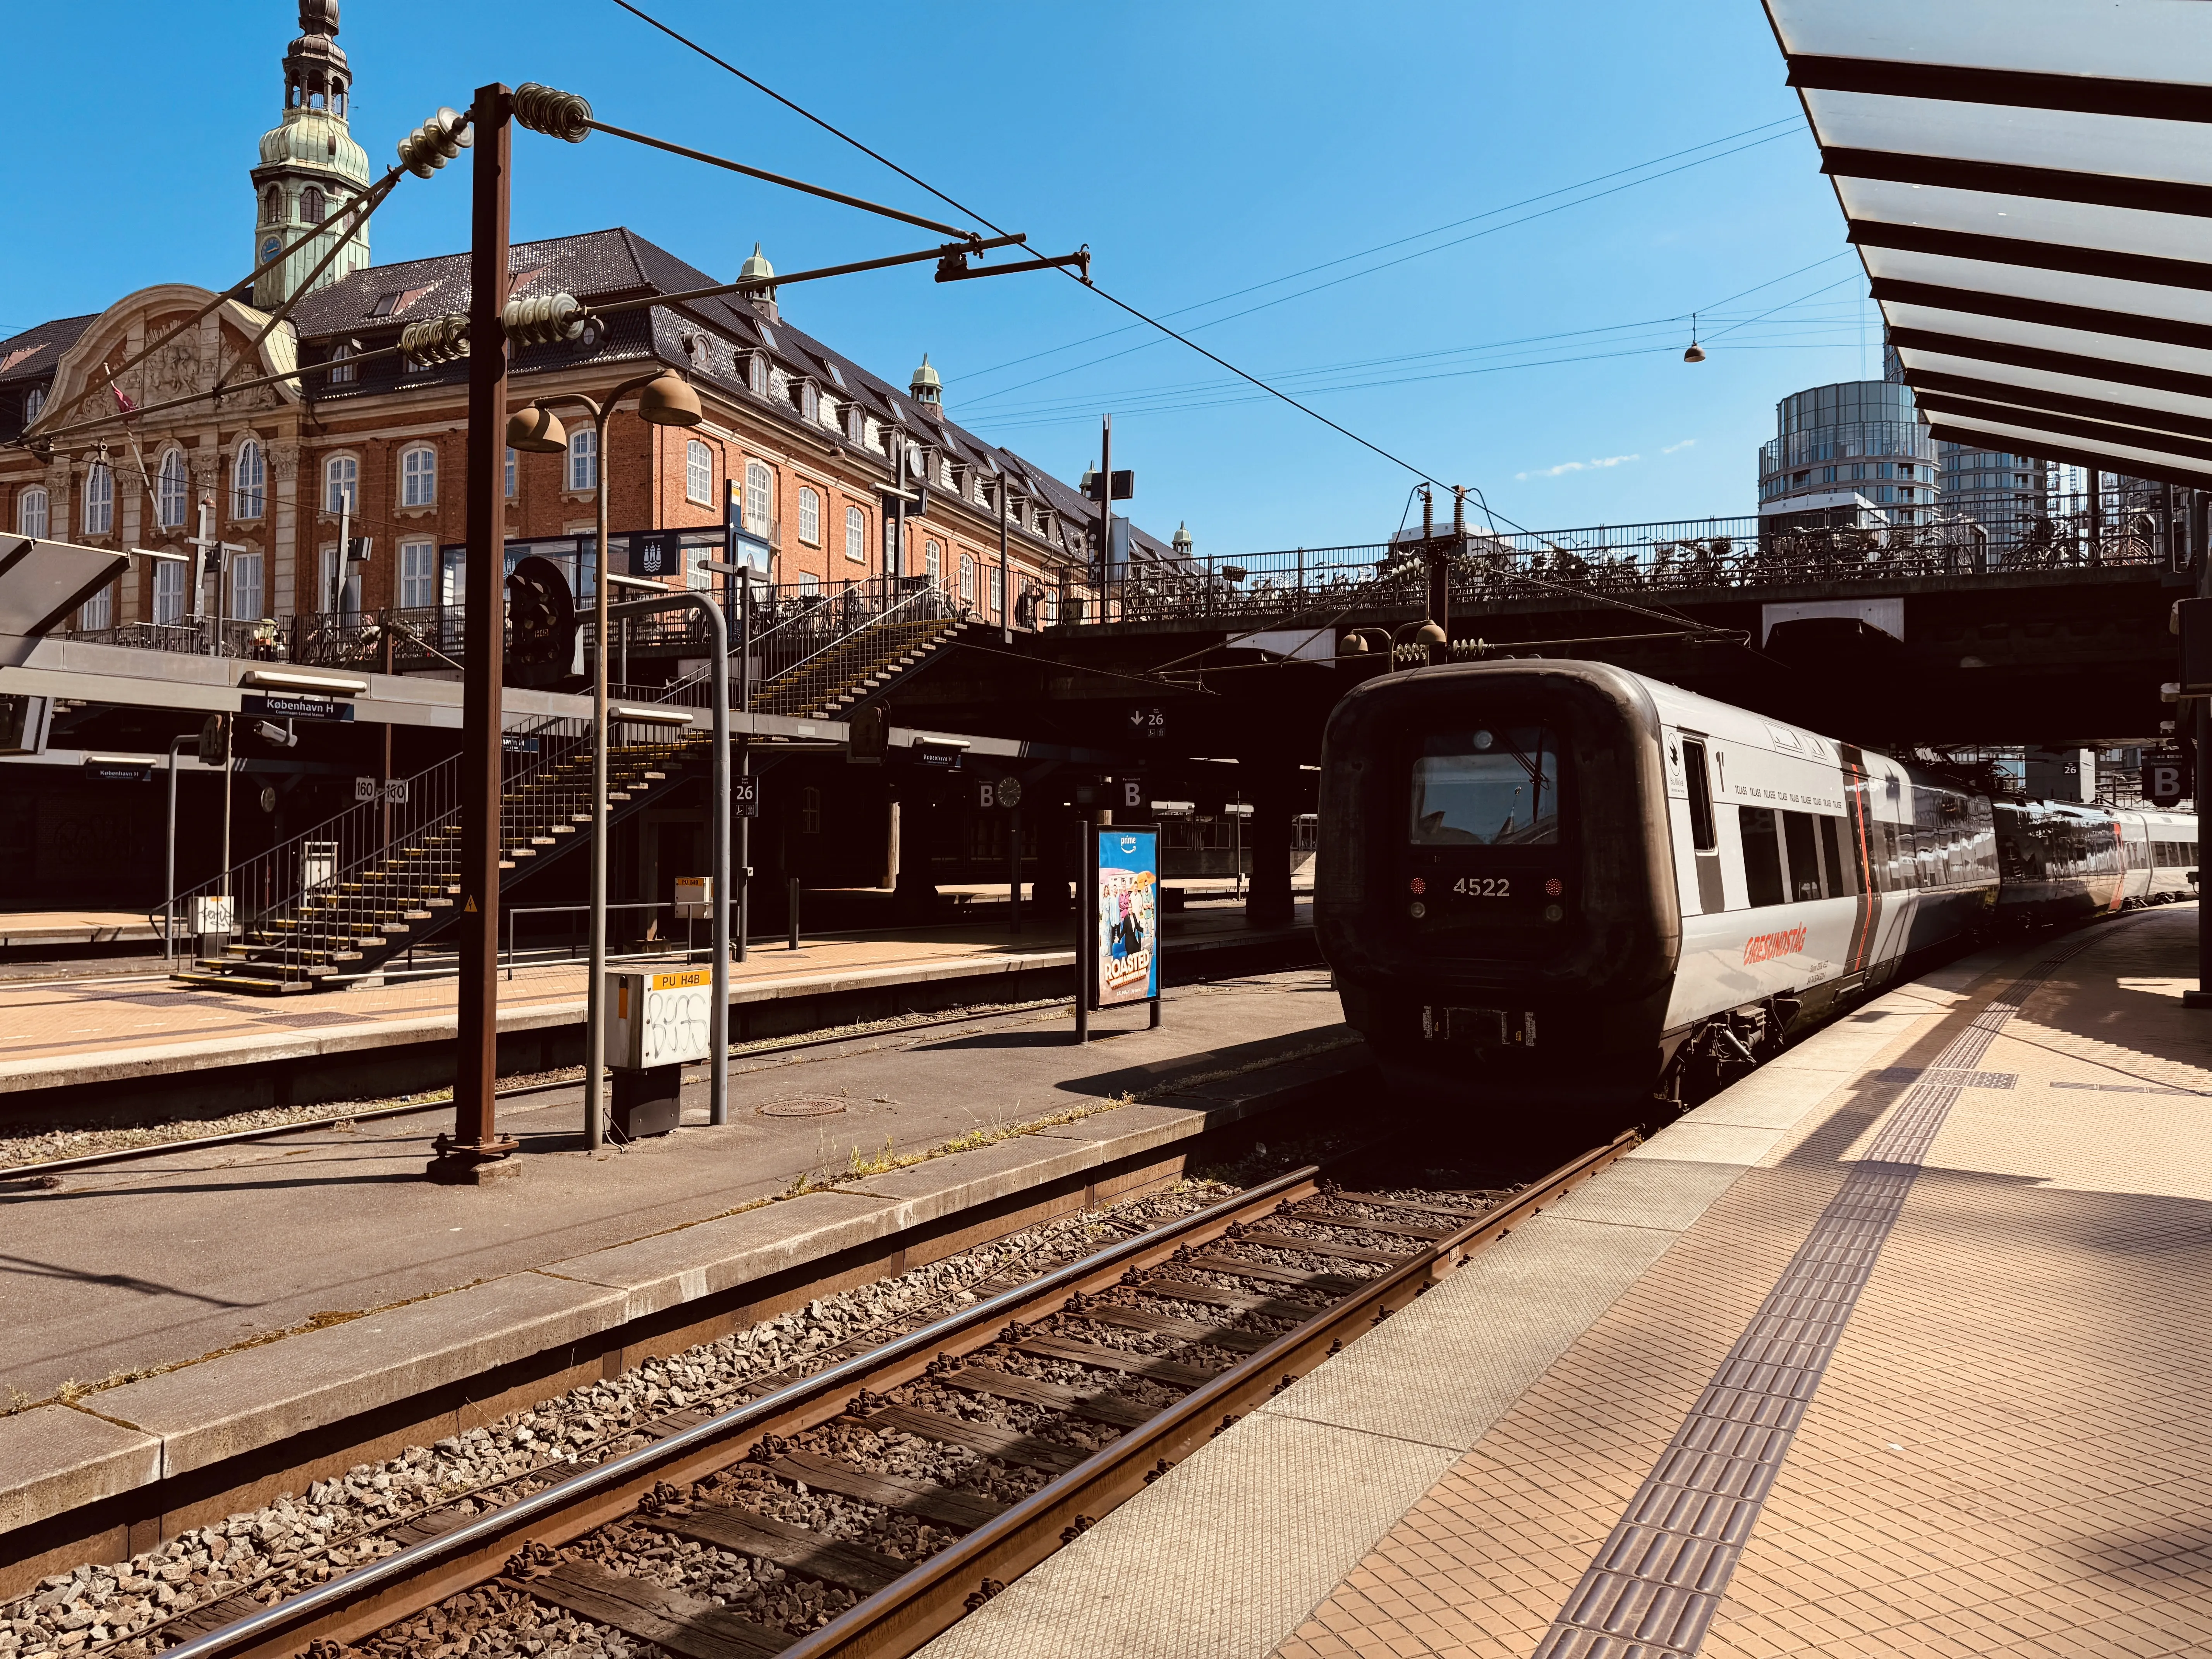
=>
[778,1131,1635,1659]
[157,1158,1336,1659]
[159,1130,1632,1659]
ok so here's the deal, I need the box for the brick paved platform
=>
[927,905,2212,1659]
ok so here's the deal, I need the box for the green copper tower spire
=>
[250,2,371,311]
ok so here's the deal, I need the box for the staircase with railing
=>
[167,585,973,992]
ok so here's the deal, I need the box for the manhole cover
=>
[757,1097,849,1118]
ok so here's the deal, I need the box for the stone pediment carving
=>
[40,284,302,437]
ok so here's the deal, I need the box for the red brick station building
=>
[0,4,1251,926]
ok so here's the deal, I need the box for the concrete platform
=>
[0,911,161,949]
[0,900,1312,1119]
[0,967,1357,1594]
[927,906,2212,1659]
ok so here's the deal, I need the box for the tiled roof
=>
[290,225,1172,560]
[0,314,98,386]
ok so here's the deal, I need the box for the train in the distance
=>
[1315,660,2197,1105]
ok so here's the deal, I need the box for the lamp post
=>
[507,371,703,1152]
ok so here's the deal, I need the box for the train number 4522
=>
[1452,877,1510,897]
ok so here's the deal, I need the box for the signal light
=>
[397,107,472,178]
[1544,877,1563,897]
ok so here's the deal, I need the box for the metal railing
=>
[1049,510,2169,629]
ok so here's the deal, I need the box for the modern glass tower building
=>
[1756,380,1940,532]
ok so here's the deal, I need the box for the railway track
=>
[155,1131,1632,1659]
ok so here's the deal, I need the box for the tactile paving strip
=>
[1871,1065,2015,1089]
[1532,934,2110,1659]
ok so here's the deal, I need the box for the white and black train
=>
[1315,660,2196,1105]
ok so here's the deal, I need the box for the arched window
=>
[747,354,768,397]
[958,550,975,606]
[926,539,942,587]
[23,387,44,425]
[156,448,190,528]
[685,438,713,506]
[17,487,48,538]
[232,439,265,518]
[325,454,358,513]
[78,581,111,632]
[263,185,283,223]
[744,460,771,536]
[300,186,326,224]
[400,443,437,507]
[798,486,821,545]
[844,504,866,565]
[797,571,821,597]
[83,462,113,536]
[567,427,596,491]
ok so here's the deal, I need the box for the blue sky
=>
[7,2,1875,553]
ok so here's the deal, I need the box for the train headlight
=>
[1410,901,1427,919]
[1472,730,1495,751]
[1543,903,1564,922]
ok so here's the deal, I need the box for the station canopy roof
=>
[1767,0,2212,490]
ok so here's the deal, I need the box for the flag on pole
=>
[113,386,138,421]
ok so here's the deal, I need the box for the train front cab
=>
[1316,660,1680,1105]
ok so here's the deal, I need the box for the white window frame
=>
[232,438,266,519]
[400,443,437,508]
[152,557,186,624]
[327,342,356,385]
[926,539,942,587]
[844,504,866,564]
[798,486,821,546]
[797,571,821,596]
[83,463,113,536]
[17,487,48,538]
[744,460,772,537]
[568,426,597,492]
[399,539,436,608]
[78,581,112,631]
[990,560,1004,618]
[686,545,714,593]
[324,453,358,514]
[156,448,190,529]
[230,550,265,622]
[958,549,975,606]
[504,446,516,498]
[22,387,44,425]
[685,438,713,506]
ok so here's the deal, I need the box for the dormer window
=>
[326,341,357,385]
[747,354,768,398]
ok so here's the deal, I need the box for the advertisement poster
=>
[1094,826,1160,1007]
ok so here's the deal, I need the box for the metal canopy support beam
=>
[1908,370,2212,447]
[1868,278,2212,357]
[431,82,518,1186]
[1850,221,2212,294]
[1889,326,2212,405]
[1785,55,2212,123]
[1923,420,2212,495]
[1820,148,2212,219]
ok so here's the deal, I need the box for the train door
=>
[1679,736,1724,913]
[1836,744,1887,974]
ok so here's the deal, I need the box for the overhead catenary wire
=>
[951,117,1807,387]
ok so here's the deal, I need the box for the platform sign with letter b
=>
[2143,756,2193,806]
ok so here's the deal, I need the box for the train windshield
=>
[1409,727,1560,846]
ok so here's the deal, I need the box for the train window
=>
[1739,807,1786,908]
[1781,811,1822,900]
[1819,815,1848,897]
[1681,738,1716,850]
[1409,728,1559,846]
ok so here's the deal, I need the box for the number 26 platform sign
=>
[1092,827,1160,1008]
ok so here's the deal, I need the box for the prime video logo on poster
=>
[1096,829,1159,1006]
